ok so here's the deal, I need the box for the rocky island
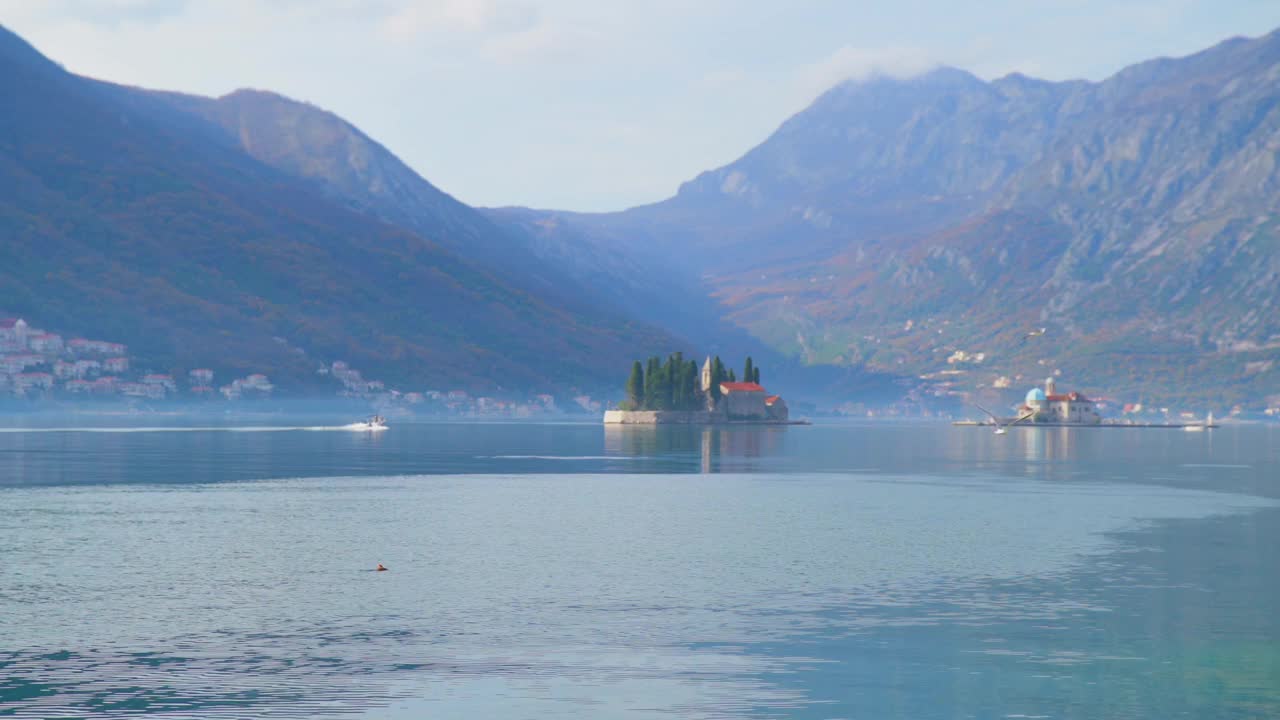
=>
[603,354,795,424]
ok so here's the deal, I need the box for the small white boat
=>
[1183,412,1214,432]
[352,415,388,431]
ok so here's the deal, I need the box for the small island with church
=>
[603,354,799,424]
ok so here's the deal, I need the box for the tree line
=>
[622,354,762,411]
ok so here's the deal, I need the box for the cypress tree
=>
[752,366,761,385]
[744,357,754,386]
[669,353,684,409]
[710,356,725,400]
[685,360,699,409]
[643,356,660,409]
[658,355,674,410]
[625,360,643,409]
[728,368,737,382]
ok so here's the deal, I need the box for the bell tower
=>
[701,356,713,393]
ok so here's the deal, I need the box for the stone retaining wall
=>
[602,410,721,424]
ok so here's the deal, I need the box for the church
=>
[700,357,789,422]
[1019,377,1100,425]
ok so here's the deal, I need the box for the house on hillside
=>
[0,319,30,351]
[14,372,54,391]
[1,354,44,374]
[68,339,126,356]
[73,359,101,378]
[28,333,63,354]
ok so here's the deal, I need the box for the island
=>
[955,377,1219,429]
[603,354,798,424]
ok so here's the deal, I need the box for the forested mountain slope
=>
[0,25,677,393]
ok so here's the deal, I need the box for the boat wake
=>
[0,425,380,434]
[480,455,644,460]
[339,423,389,432]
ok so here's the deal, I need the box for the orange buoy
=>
[376,563,388,571]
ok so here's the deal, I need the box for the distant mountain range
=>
[5,22,1279,408]
[502,29,1280,409]
[0,24,685,394]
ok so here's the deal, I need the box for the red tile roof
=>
[765,395,781,405]
[720,382,765,393]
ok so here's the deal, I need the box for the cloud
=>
[0,0,192,27]
[478,19,601,63]
[382,0,537,38]
[798,44,939,97]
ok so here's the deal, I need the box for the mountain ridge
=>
[506,27,1280,409]
[0,23,682,395]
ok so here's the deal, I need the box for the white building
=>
[0,319,30,351]
[1020,378,1100,425]
[28,333,63,354]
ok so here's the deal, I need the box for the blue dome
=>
[1025,388,1046,404]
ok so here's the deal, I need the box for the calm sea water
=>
[1,419,1278,719]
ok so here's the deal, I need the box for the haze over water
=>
[1,420,1278,718]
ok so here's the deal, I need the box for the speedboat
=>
[353,415,388,431]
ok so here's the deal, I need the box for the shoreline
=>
[952,420,1220,429]
[602,409,807,425]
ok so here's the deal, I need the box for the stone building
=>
[766,395,789,422]
[1020,377,1100,424]
[719,381,768,419]
[699,356,789,421]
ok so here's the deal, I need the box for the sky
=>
[4,1,1280,212]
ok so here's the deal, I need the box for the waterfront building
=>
[1020,377,1100,424]
[718,381,768,419]
[766,395,789,422]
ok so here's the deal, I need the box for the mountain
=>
[0,24,678,394]
[506,29,1280,409]
[153,88,600,308]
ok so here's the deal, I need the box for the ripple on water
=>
[0,470,1275,718]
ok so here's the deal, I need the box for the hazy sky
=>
[5,1,1280,211]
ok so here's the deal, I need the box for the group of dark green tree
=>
[622,354,762,411]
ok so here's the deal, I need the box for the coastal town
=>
[0,317,268,401]
[0,316,603,417]
[0,314,1265,423]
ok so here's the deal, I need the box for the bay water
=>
[1,420,1277,718]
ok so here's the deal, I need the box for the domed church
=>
[1019,378,1100,425]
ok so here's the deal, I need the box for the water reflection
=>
[602,425,788,473]
[1,423,1278,718]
